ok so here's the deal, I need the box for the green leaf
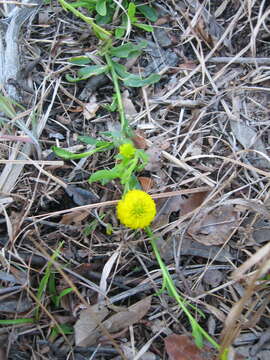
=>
[123,73,161,87]
[0,318,34,325]
[128,2,136,20]
[78,136,98,145]
[134,22,153,32]
[115,27,126,39]
[55,288,74,308]
[109,41,147,58]
[52,143,113,160]
[89,166,123,185]
[111,61,130,78]
[66,65,108,82]
[137,4,158,22]
[96,0,107,16]
[69,56,91,65]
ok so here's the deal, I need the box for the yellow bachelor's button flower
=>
[117,189,156,229]
[119,143,136,158]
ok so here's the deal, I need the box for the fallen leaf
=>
[0,298,33,313]
[144,145,162,172]
[153,195,183,228]
[83,95,99,120]
[157,235,234,263]
[164,334,216,360]
[138,177,154,192]
[65,185,99,206]
[60,211,89,226]
[74,304,109,347]
[132,130,148,150]
[188,205,239,245]
[203,269,224,287]
[230,120,270,169]
[102,296,151,334]
[74,297,152,347]
[181,191,208,216]
[122,90,138,121]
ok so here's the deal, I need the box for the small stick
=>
[29,186,211,219]
[208,57,270,65]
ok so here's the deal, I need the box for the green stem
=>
[145,227,220,350]
[104,54,130,136]
[58,0,111,41]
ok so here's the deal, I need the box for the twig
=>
[208,57,270,65]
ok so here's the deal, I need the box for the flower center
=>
[131,203,145,217]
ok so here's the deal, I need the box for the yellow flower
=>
[117,190,156,229]
[119,143,136,159]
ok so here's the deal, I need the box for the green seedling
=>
[145,227,220,350]
[35,242,64,320]
[49,323,74,342]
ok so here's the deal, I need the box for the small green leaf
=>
[89,167,122,185]
[128,2,136,20]
[123,73,161,87]
[115,27,126,39]
[96,0,107,16]
[69,56,91,65]
[55,288,73,308]
[134,22,153,32]
[109,41,147,58]
[66,65,108,82]
[111,61,130,78]
[77,135,98,145]
[137,5,158,22]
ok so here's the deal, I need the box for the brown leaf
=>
[188,205,239,245]
[74,304,109,347]
[153,195,183,228]
[181,192,208,216]
[74,297,152,347]
[132,130,148,150]
[102,296,152,333]
[138,177,154,192]
[164,334,216,360]
[60,211,89,226]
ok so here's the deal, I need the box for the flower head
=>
[119,143,136,159]
[117,190,156,229]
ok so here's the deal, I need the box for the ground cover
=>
[0,0,270,359]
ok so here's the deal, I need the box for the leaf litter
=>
[1,0,270,359]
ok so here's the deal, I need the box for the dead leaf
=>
[164,334,216,360]
[102,296,152,333]
[60,211,89,226]
[65,185,99,206]
[230,120,270,169]
[74,297,151,347]
[144,145,162,172]
[188,205,239,245]
[181,191,208,216]
[132,130,148,150]
[122,90,138,121]
[74,304,109,347]
[153,195,183,228]
[0,298,33,313]
[83,95,99,120]
[138,177,154,192]
[203,269,224,287]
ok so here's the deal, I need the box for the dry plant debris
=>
[0,0,270,359]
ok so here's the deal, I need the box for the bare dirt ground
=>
[1,0,270,359]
